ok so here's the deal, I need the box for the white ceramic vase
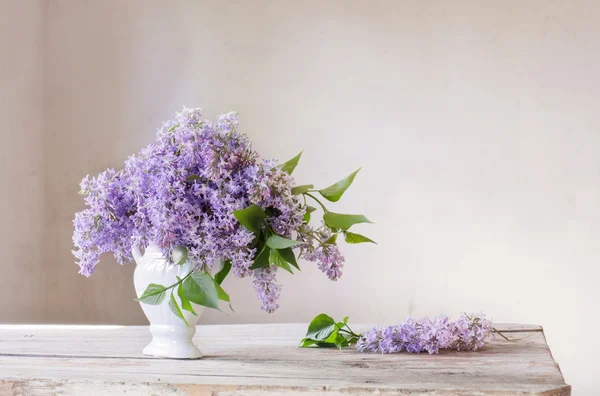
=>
[132,242,205,359]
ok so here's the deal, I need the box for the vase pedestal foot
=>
[142,324,202,359]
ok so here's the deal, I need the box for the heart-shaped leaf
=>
[299,314,359,349]
[305,313,337,341]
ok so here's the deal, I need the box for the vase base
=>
[142,342,203,359]
[142,324,203,359]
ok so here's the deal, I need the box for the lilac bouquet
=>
[73,108,373,317]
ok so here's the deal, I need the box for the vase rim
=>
[136,241,164,260]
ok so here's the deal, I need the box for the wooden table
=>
[0,323,570,395]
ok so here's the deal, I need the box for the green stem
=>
[256,243,267,259]
[340,329,360,339]
[492,328,510,341]
[301,228,330,247]
[305,193,328,213]
[164,271,192,291]
[492,328,533,342]
[340,326,361,338]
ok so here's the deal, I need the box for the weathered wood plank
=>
[0,324,570,395]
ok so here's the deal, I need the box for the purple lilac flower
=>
[356,327,384,353]
[451,312,493,351]
[72,169,136,276]
[357,313,492,354]
[72,107,341,312]
[253,266,281,313]
[298,225,345,281]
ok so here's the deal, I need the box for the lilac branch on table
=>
[300,313,494,354]
[356,313,493,354]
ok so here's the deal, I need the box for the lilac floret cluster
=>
[356,313,493,354]
[299,225,345,281]
[72,108,329,312]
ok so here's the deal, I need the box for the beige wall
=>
[2,0,599,393]
[0,1,45,320]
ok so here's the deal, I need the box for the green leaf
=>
[171,246,188,265]
[305,206,317,214]
[177,282,197,315]
[249,245,271,270]
[344,231,377,244]
[299,314,360,349]
[303,206,316,223]
[300,321,350,350]
[186,174,201,181]
[299,338,319,347]
[266,235,303,249]
[299,338,337,348]
[215,281,230,302]
[269,249,294,274]
[325,331,347,350]
[234,205,266,234]
[318,168,361,202]
[211,273,234,312]
[214,260,231,285]
[136,283,167,305]
[305,313,337,341]
[291,184,313,195]
[323,212,372,230]
[281,151,302,174]
[278,247,300,270]
[325,234,338,244]
[167,123,179,132]
[182,272,220,310]
[168,291,189,326]
[325,329,340,343]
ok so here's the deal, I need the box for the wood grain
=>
[0,324,570,395]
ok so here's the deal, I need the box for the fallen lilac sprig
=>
[300,313,494,354]
[356,313,492,354]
